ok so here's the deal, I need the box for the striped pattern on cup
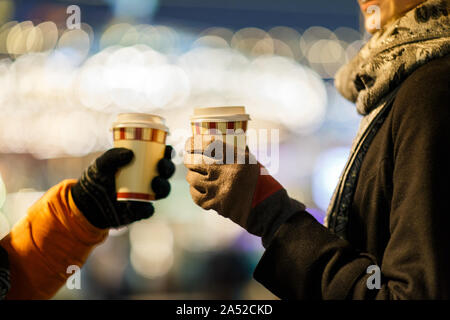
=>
[191,121,248,135]
[113,127,167,144]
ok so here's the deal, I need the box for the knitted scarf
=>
[325,0,450,238]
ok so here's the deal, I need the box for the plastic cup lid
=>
[112,113,169,132]
[190,106,250,122]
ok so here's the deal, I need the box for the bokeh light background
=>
[0,0,366,299]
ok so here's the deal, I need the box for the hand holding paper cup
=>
[188,106,251,164]
[112,113,171,202]
[71,113,174,229]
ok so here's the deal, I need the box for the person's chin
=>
[365,26,379,34]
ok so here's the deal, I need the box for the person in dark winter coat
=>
[184,0,450,299]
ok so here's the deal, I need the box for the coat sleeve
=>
[253,60,450,299]
[0,179,108,299]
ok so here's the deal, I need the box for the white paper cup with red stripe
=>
[112,113,169,202]
[190,106,250,136]
[189,107,250,163]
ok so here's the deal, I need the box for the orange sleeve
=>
[0,179,108,300]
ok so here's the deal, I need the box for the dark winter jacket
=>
[253,54,450,299]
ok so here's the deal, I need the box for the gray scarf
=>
[325,0,450,237]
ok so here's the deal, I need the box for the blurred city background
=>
[0,0,366,299]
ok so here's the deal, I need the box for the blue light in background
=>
[312,147,350,212]
[106,0,159,19]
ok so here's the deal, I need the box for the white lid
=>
[112,113,169,132]
[190,106,250,122]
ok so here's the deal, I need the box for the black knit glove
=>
[0,245,10,300]
[71,146,175,229]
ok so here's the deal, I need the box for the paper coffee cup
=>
[188,107,251,164]
[112,113,169,202]
[190,106,250,136]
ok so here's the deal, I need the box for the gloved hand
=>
[72,146,175,229]
[184,136,305,247]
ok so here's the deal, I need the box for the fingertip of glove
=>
[97,148,134,173]
[132,201,155,221]
[114,148,135,162]
[117,201,155,225]
[164,145,175,160]
[152,176,171,200]
[158,158,175,179]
